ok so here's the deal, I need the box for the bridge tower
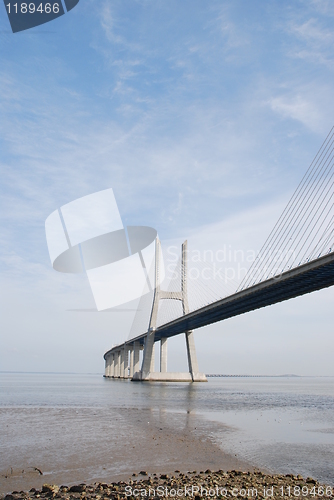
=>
[133,238,207,382]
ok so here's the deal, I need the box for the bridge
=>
[104,127,334,382]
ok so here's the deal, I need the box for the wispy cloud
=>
[288,18,334,68]
[266,90,324,132]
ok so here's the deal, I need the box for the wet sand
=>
[0,406,253,495]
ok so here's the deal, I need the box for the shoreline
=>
[2,376,333,494]
[0,407,255,495]
[2,403,332,495]
[1,469,329,500]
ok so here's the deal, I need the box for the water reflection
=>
[1,374,334,484]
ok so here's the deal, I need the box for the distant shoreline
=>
[2,372,334,377]
[206,374,301,377]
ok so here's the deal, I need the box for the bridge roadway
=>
[121,252,334,349]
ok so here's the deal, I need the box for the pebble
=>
[0,470,329,500]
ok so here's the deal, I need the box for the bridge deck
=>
[105,252,334,355]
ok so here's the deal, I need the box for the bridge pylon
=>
[104,238,207,382]
[132,238,207,382]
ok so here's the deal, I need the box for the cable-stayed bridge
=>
[104,127,334,382]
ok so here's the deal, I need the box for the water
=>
[1,373,333,489]
[199,377,334,483]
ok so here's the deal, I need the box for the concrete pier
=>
[134,341,140,373]
[104,238,207,383]
[105,335,206,382]
[160,338,167,373]
[129,345,134,378]
[115,351,120,378]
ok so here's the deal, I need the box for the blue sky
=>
[1,0,334,375]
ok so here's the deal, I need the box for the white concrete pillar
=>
[133,341,140,374]
[120,348,125,378]
[129,345,134,378]
[113,352,116,377]
[123,346,129,378]
[110,353,115,377]
[115,351,120,377]
[160,338,167,373]
[118,351,122,378]
[150,342,155,372]
[185,330,199,381]
[104,357,108,377]
[141,330,155,377]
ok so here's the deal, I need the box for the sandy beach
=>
[0,405,252,495]
[2,375,333,495]
[2,407,331,499]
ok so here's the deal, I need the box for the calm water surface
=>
[1,373,333,484]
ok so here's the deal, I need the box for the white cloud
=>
[288,18,334,68]
[268,94,321,131]
[265,83,333,134]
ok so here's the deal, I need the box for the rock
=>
[42,485,59,494]
[5,469,330,500]
[69,485,85,493]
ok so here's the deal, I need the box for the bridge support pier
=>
[107,333,206,382]
[125,345,130,378]
[150,343,155,372]
[129,345,134,378]
[110,353,114,377]
[115,350,120,378]
[106,239,207,383]
[137,329,155,380]
[185,330,205,381]
[134,341,140,373]
[104,356,109,377]
[160,338,167,373]
[104,353,114,378]
[120,346,129,378]
[132,327,206,382]
[119,349,124,378]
